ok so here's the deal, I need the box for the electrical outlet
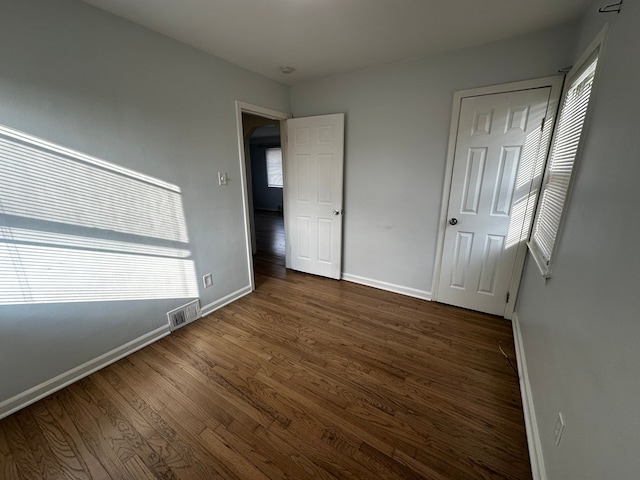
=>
[554,412,565,446]
[203,273,213,288]
[218,172,228,185]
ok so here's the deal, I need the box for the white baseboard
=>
[512,313,547,480]
[342,273,432,301]
[200,284,253,317]
[0,325,170,421]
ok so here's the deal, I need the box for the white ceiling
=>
[81,0,594,85]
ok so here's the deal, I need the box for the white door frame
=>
[235,101,291,290]
[431,76,564,318]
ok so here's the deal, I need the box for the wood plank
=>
[199,427,270,480]
[106,359,240,479]
[10,408,67,478]
[90,370,207,480]
[29,402,90,480]
[2,414,45,479]
[0,421,25,479]
[55,385,142,479]
[43,393,112,480]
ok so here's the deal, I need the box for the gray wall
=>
[250,137,283,211]
[0,0,289,402]
[290,23,578,294]
[515,2,640,479]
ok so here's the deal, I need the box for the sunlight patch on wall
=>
[505,127,544,249]
[0,127,188,242]
[0,125,198,305]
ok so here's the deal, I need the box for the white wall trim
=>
[200,284,253,317]
[0,325,170,421]
[342,273,432,301]
[512,313,547,480]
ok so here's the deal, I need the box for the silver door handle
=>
[333,210,342,215]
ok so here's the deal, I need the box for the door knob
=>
[333,210,342,216]
[449,218,458,225]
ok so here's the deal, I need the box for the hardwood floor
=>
[253,210,286,282]
[0,211,531,479]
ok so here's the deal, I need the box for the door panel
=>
[285,114,344,279]
[438,88,550,315]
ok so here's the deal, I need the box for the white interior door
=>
[438,88,551,315]
[285,113,344,279]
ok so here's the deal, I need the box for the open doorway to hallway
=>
[242,113,286,281]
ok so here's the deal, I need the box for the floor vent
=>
[167,299,200,331]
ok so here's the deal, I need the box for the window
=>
[266,147,283,188]
[529,33,604,277]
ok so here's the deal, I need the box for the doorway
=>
[432,76,564,318]
[235,101,290,291]
[245,117,286,280]
[237,103,346,290]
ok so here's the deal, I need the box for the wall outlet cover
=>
[203,273,213,288]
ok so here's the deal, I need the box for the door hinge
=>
[506,291,510,303]
[540,117,546,131]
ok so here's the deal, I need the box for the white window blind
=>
[266,147,283,188]
[529,47,600,277]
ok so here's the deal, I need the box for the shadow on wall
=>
[0,125,198,305]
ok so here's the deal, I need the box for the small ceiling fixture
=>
[280,66,295,74]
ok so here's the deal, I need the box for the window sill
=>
[527,241,552,279]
